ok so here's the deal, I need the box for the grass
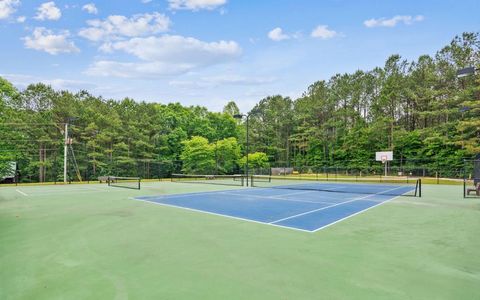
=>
[1,181,480,299]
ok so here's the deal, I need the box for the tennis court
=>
[136,176,420,232]
[2,178,480,299]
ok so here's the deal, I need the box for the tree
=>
[180,136,215,174]
[0,77,19,178]
[1,32,479,182]
[223,101,240,117]
[215,137,241,174]
[238,152,270,171]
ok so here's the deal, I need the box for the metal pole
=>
[463,160,466,198]
[215,140,219,175]
[246,114,250,186]
[64,122,68,183]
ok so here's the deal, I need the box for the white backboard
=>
[375,151,393,161]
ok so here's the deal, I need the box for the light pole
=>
[234,112,254,186]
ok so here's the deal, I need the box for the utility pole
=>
[64,122,68,183]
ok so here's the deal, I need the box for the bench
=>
[467,183,480,196]
[98,176,109,183]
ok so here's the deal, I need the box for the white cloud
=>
[364,15,424,28]
[170,75,275,88]
[311,25,337,39]
[205,75,275,85]
[0,0,20,20]
[44,78,97,90]
[86,35,241,78]
[168,0,226,10]
[106,35,241,63]
[78,12,171,41]
[1,73,97,91]
[23,27,79,55]
[268,27,289,41]
[141,0,152,3]
[82,3,98,15]
[85,61,194,78]
[35,1,61,21]
[16,15,26,23]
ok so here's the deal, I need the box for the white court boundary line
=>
[312,193,405,232]
[132,185,412,233]
[270,186,405,224]
[23,189,106,196]
[219,191,338,205]
[15,189,28,196]
[131,197,313,233]
[136,187,247,200]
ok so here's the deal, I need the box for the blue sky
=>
[0,0,479,112]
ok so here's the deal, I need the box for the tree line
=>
[0,32,479,182]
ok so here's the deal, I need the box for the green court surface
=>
[1,182,480,299]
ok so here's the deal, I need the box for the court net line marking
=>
[219,191,338,205]
[15,189,28,196]
[269,186,406,224]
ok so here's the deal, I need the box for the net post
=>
[463,160,466,198]
[418,179,422,197]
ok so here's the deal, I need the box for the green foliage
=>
[238,152,270,170]
[181,136,215,174]
[223,101,240,117]
[180,136,241,174]
[0,33,479,182]
[215,137,241,174]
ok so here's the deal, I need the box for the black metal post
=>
[463,160,466,198]
[246,114,250,186]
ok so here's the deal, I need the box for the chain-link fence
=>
[0,155,473,185]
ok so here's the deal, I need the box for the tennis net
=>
[107,176,141,190]
[171,174,245,186]
[250,175,421,197]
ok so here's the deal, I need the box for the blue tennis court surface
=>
[135,182,415,232]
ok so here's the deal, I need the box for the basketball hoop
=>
[376,151,393,177]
